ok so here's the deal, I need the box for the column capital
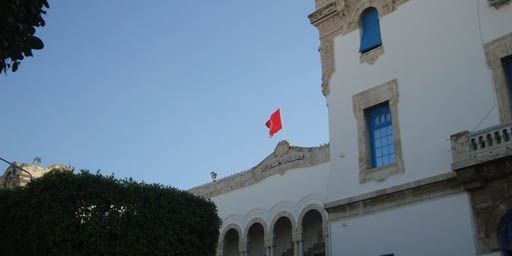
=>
[239,238,247,252]
[264,238,274,247]
[292,231,303,242]
[264,233,274,247]
[216,242,223,256]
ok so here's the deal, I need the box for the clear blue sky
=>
[1,1,328,190]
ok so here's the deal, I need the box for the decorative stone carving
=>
[308,0,409,96]
[450,124,512,253]
[319,40,334,96]
[453,158,512,254]
[471,185,512,254]
[275,140,291,157]
[188,141,329,198]
[315,0,333,9]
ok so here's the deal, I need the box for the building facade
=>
[309,0,512,255]
[3,1,511,255]
[190,141,330,256]
[191,0,512,255]
[0,161,67,189]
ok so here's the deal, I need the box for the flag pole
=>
[280,108,287,142]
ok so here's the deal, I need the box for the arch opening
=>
[223,228,240,256]
[301,209,324,256]
[273,216,294,256]
[247,223,265,256]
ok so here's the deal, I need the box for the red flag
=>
[265,109,283,138]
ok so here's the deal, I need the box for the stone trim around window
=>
[484,32,512,124]
[352,79,404,183]
[360,45,384,64]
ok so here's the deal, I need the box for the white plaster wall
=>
[479,1,512,43]
[326,0,512,202]
[212,162,329,229]
[329,192,476,256]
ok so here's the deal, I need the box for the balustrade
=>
[451,123,512,170]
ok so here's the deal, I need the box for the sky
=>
[1,1,328,190]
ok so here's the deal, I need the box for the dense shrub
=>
[0,170,220,256]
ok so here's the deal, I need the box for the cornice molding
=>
[189,141,329,198]
[326,172,462,220]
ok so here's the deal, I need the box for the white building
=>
[190,0,512,255]
[190,141,330,256]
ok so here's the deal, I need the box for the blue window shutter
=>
[359,8,382,53]
[504,57,512,109]
[366,103,394,168]
[505,57,512,90]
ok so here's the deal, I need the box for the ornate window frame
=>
[352,79,404,183]
[484,33,512,123]
[309,0,409,96]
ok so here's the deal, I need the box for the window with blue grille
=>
[359,7,382,53]
[366,103,395,168]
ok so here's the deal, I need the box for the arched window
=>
[359,7,382,53]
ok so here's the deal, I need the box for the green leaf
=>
[27,36,44,50]
[12,61,19,72]
[23,48,32,57]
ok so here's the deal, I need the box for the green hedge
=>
[0,170,220,256]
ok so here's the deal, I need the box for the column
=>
[323,224,329,256]
[216,242,223,256]
[264,235,274,256]
[238,239,247,256]
[239,238,247,256]
[292,231,303,256]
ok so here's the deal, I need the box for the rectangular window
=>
[504,56,512,92]
[353,79,403,183]
[366,102,395,168]
[484,34,512,123]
